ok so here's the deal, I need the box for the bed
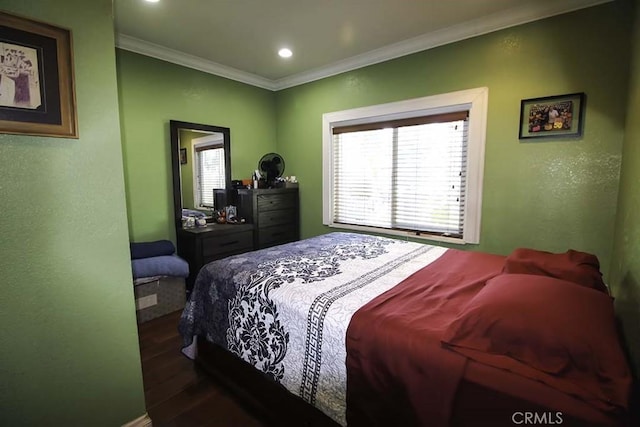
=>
[178,232,632,426]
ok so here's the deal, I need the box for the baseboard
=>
[122,413,152,427]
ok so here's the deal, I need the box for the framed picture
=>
[225,205,237,221]
[179,147,187,164]
[518,93,585,140]
[0,11,78,138]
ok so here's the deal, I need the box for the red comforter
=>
[345,249,505,426]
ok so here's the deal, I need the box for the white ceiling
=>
[114,0,610,91]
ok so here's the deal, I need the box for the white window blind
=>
[323,88,487,244]
[332,111,468,238]
[196,145,225,207]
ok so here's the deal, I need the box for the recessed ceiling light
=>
[145,0,160,3]
[278,48,293,58]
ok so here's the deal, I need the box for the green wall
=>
[117,50,277,242]
[0,1,146,426]
[275,2,633,279]
[611,1,640,374]
[179,129,197,209]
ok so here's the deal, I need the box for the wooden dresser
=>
[237,187,300,250]
[177,188,300,292]
[177,223,254,292]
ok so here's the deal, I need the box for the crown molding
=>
[273,0,611,90]
[115,34,277,90]
[116,0,611,92]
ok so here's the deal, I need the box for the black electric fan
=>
[258,153,285,186]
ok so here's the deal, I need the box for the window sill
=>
[326,222,471,245]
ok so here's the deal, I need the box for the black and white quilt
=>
[179,232,447,425]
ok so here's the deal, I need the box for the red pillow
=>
[502,248,607,293]
[442,274,631,412]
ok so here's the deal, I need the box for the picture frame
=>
[225,205,237,221]
[0,11,78,138]
[518,92,585,140]
[179,147,187,164]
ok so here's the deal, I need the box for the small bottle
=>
[252,172,258,189]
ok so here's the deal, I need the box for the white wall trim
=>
[121,413,152,427]
[322,87,488,245]
[115,34,276,90]
[274,0,611,90]
[115,0,610,91]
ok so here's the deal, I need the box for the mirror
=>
[170,120,231,231]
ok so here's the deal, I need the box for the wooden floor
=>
[136,310,268,427]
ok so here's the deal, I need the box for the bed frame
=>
[196,337,627,427]
[196,338,339,427]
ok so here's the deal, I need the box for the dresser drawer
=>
[258,224,298,248]
[202,229,253,258]
[257,193,297,212]
[258,208,297,228]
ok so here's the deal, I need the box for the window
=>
[194,139,226,208]
[322,87,488,244]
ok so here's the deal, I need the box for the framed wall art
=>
[0,11,78,138]
[179,147,187,164]
[518,92,585,140]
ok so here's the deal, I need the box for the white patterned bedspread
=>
[179,232,447,425]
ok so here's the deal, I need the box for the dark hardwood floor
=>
[136,310,268,427]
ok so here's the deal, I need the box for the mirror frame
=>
[170,120,232,231]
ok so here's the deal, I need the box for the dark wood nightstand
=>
[177,223,254,292]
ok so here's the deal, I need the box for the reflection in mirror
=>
[179,129,225,210]
[170,120,231,231]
